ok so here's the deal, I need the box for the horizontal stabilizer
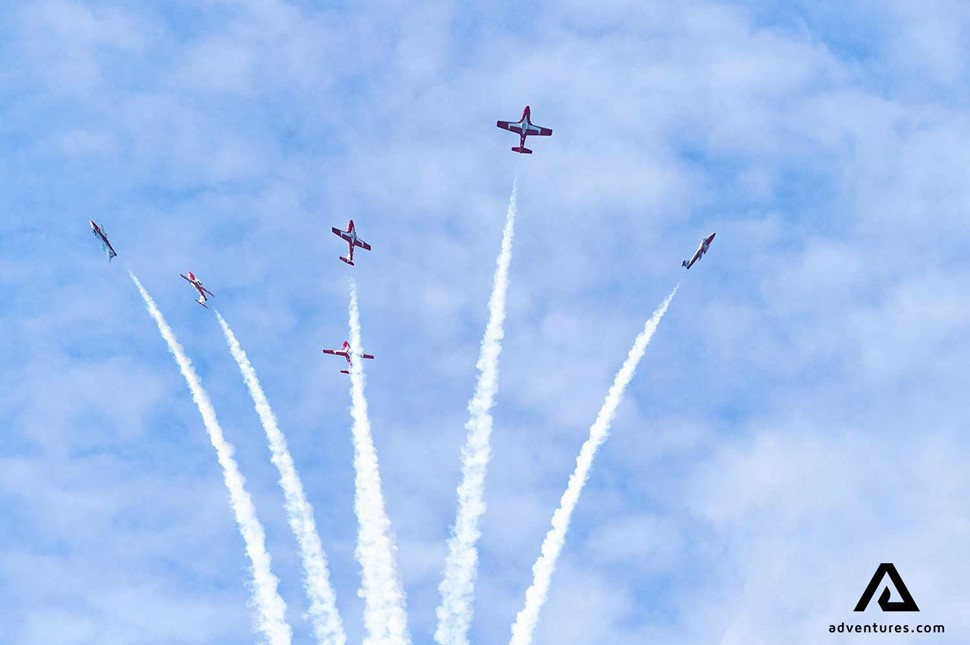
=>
[512,146,533,154]
[340,256,354,266]
[340,370,350,375]
[682,260,689,269]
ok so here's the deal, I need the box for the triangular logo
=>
[854,563,920,612]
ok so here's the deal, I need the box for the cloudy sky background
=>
[1,0,968,643]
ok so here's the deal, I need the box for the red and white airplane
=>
[682,233,716,270]
[331,219,371,266]
[322,341,374,374]
[89,220,117,261]
[180,272,215,307]
[496,105,552,154]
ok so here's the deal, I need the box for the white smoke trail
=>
[216,312,346,645]
[508,285,680,645]
[128,271,292,645]
[435,179,517,645]
[348,281,411,644]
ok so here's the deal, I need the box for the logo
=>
[854,563,920,612]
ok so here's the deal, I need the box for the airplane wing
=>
[355,239,372,251]
[179,273,191,282]
[322,348,349,357]
[201,286,215,297]
[497,120,524,134]
[332,227,352,242]
[526,124,553,136]
[362,353,375,360]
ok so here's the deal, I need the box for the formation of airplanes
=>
[90,105,715,374]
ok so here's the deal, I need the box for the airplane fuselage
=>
[90,220,117,260]
[683,233,716,269]
[332,220,370,266]
[497,105,551,153]
[181,272,212,306]
[323,340,373,374]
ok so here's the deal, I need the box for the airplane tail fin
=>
[340,256,355,266]
[512,146,533,154]
[681,260,689,269]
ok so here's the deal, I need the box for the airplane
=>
[496,105,552,154]
[331,219,372,266]
[682,232,716,270]
[322,340,374,374]
[89,220,117,261]
[179,272,215,308]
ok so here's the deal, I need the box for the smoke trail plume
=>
[347,281,411,644]
[128,272,292,645]
[216,312,346,645]
[435,179,517,645]
[508,285,680,645]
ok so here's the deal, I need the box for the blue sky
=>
[2,1,969,643]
